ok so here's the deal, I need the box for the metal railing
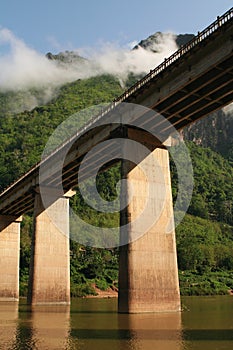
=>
[114,6,233,103]
[0,7,232,198]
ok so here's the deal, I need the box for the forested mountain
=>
[0,32,232,297]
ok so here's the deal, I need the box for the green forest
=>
[0,67,233,297]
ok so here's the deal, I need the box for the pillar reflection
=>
[118,311,183,350]
[0,302,18,349]
[30,305,70,349]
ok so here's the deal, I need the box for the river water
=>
[0,296,232,349]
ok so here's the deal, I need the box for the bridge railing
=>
[114,7,233,103]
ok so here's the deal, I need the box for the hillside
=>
[0,32,232,297]
[183,110,233,164]
[0,74,123,190]
[171,142,233,225]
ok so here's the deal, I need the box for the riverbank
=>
[85,286,118,298]
[19,270,233,298]
[85,270,233,298]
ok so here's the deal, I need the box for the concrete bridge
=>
[0,7,233,312]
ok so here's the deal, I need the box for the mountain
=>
[135,32,195,51]
[46,50,87,64]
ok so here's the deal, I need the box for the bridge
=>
[0,7,233,312]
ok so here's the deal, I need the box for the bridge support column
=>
[118,146,180,313]
[28,189,73,305]
[0,215,22,301]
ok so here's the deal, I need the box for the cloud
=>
[0,28,178,111]
[0,28,80,91]
[79,32,178,83]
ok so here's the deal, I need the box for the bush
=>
[70,283,97,297]
[95,279,109,291]
[179,270,231,296]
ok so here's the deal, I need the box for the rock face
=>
[134,33,195,52]
[182,109,233,162]
[176,34,195,47]
[46,50,86,64]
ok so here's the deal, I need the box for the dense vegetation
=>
[183,110,233,165]
[177,215,233,295]
[0,74,123,190]
[171,142,233,225]
[0,50,232,297]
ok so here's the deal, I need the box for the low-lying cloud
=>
[0,27,178,111]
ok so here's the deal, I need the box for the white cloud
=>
[0,28,178,110]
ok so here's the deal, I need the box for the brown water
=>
[0,296,232,349]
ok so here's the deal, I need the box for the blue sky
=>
[0,0,232,54]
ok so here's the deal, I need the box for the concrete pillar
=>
[118,146,180,313]
[27,190,73,305]
[0,215,21,301]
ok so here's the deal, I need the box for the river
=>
[0,296,232,349]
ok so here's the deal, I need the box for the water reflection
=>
[69,298,183,350]
[181,296,233,350]
[118,311,183,350]
[0,302,18,349]
[12,303,70,350]
[1,297,233,349]
[31,305,70,349]
[69,298,119,349]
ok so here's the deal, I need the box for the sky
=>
[0,0,232,54]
